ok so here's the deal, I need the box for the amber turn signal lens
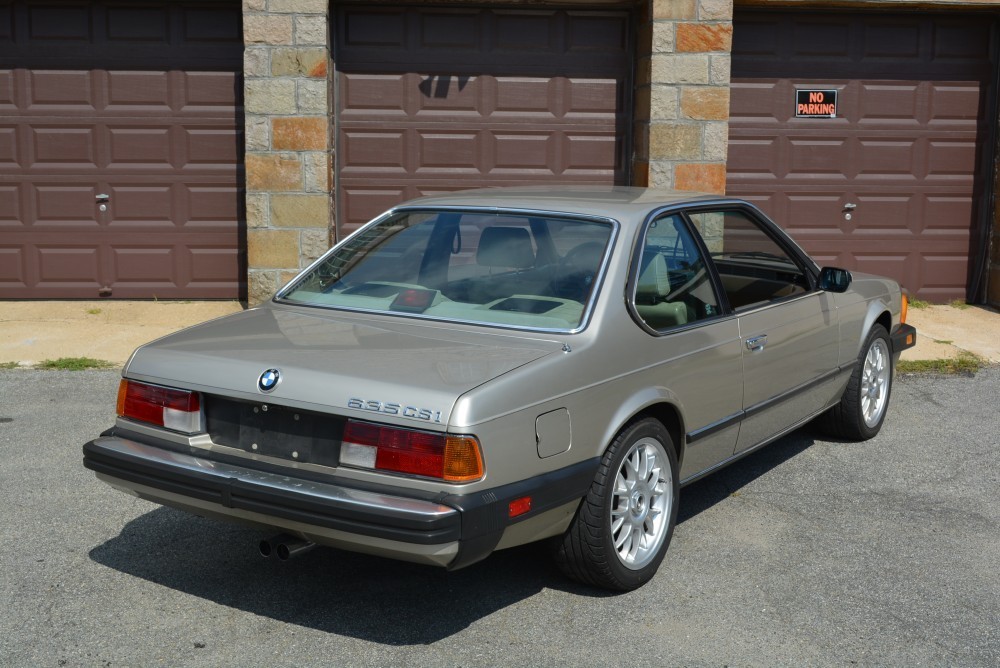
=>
[900,292,909,325]
[443,436,485,482]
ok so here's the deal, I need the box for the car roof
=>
[394,186,723,222]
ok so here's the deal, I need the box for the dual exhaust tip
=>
[259,533,315,561]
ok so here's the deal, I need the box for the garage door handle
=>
[745,335,767,352]
[96,194,110,202]
[843,202,856,210]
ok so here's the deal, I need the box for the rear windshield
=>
[279,209,615,331]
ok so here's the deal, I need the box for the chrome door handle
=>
[843,202,857,210]
[745,335,767,352]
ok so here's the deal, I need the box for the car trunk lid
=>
[124,305,561,429]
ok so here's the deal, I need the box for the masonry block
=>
[652,54,710,84]
[244,15,293,45]
[246,193,269,229]
[248,229,300,269]
[650,123,701,160]
[301,229,332,262]
[297,79,329,114]
[304,152,331,192]
[698,0,734,21]
[271,47,328,77]
[680,87,730,120]
[295,15,327,45]
[246,79,297,115]
[270,194,330,228]
[676,23,732,53]
[246,154,303,192]
[272,117,328,151]
[674,162,726,194]
[249,270,278,306]
[270,0,329,13]
[654,0,696,20]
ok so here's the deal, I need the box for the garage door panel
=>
[107,185,175,225]
[930,84,982,122]
[857,139,919,177]
[106,71,171,109]
[187,185,240,224]
[0,0,242,298]
[416,131,480,172]
[336,5,630,237]
[421,10,481,49]
[181,71,240,111]
[37,246,101,284]
[731,11,987,300]
[340,74,408,117]
[107,127,171,165]
[494,133,553,172]
[111,246,177,284]
[183,126,240,167]
[565,133,619,173]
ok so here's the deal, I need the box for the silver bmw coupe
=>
[84,188,916,590]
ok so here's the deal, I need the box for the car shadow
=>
[88,426,820,645]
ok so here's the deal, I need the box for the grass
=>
[0,361,19,369]
[36,357,118,371]
[908,298,931,309]
[85,308,102,315]
[948,299,970,310]
[897,351,984,375]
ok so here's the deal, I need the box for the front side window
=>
[688,209,811,311]
[632,214,721,331]
[280,210,614,331]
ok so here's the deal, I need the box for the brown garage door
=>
[0,0,243,299]
[334,5,631,236]
[728,12,994,301]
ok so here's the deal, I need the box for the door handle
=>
[745,335,767,352]
[843,202,857,210]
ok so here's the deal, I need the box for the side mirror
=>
[819,266,852,293]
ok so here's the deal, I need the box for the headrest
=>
[636,252,670,303]
[477,227,535,269]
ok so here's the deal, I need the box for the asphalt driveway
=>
[0,368,997,666]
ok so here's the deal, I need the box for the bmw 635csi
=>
[84,188,916,590]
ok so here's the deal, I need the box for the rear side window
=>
[632,214,721,331]
[280,210,614,331]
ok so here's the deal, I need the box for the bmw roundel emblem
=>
[257,368,280,393]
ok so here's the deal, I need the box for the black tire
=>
[824,324,893,441]
[554,418,679,591]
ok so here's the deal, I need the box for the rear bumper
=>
[83,434,595,569]
[891,323,917,355]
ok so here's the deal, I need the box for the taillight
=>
[117,379,202,434]
[340,420,484,482]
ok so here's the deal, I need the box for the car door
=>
[629,212,744,480]
[687,207,841,454]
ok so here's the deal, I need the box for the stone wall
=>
[637,0,733,194]
[243,0,333,305]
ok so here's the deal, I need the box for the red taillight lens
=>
[117,379,202,434]
[341,420,484,482]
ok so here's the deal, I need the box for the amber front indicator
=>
[341,420,484,482]
[117,379,202,434]
[900,292,909,325]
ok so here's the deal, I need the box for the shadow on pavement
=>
[88,427,819,645]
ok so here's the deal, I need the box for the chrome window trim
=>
[274,206,621,335]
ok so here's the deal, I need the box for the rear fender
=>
[597,385,686,461]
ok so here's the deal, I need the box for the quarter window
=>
[633,214,720,331]
[688,209,811,311]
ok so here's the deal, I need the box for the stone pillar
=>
[243,0,332,305]
[643,0,732,194]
